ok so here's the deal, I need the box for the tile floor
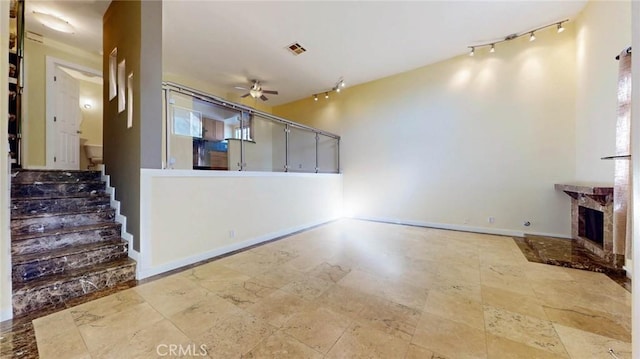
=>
[29,219,632,358]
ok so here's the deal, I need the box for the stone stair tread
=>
[12,239,127,265]
[11,180,105,185]
[11,169,102,182]
[10,192,110,202]
[12,222,120,241]
[12,257,136,292]
[10,208,114,221]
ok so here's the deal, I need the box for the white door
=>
[52,66,80,170]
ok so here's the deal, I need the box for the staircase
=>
[10,169,136,316]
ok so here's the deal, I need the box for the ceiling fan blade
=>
[241,93,251,98]
[235,86,249,91]
[260,95,269,101]
[262,90,278,95]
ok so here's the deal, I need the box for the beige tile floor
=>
[32,219,632,358]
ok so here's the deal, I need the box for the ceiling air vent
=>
[26,31,44,43]
[287,42,307,56]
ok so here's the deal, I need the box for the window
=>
[234,126,251,141]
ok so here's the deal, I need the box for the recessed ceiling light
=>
[32,11,74,34]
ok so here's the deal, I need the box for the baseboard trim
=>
[101,167,135,246]
[128,248,141,263]
[353,216,571,239]
[624,258,633,278]
[0,308,13,321]
[137,218,336,280]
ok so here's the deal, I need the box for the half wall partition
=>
[162,82,340,173]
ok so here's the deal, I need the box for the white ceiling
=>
[25,0,110,55]
[25,1,588,106]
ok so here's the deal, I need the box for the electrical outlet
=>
[229,230,235,238]
[463,218,470,224]
[488,217,495,224]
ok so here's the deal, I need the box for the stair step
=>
[11,193,111,217]
[11,169,102,184]
[11,222,122,256]
[11,208,116,235]
[12,240,129,284]
[11,181,106,199]
[12,258,136,317]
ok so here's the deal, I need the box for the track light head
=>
[325,92,329,99]
[557,22,565,33]
[469,47,475,56]
[529,32,536,42]
[313,94,318,101]
[490,44,495,53]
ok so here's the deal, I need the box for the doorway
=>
[45,57,103,170]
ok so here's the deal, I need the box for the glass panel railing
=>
[165,90,239,170]
[318,134,339,173]
[232,114,287,172]
[163,82,340,173]
[287,127,317,173]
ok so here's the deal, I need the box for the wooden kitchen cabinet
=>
[203,118,225,141]
[209,151,228,169]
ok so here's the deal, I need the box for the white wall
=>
[138,170,342,278]
[276,24,577,238]
[574,0,632,182]
[1,0,12,321]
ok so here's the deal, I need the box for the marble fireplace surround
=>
[555,183,623,268]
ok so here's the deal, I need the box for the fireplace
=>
[578,206,604,247]
[554,183,622,268]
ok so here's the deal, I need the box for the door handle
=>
[77,130,82,134]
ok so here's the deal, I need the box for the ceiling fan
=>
[235,80,279,101]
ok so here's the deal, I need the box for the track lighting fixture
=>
[311,78,347,102]
[467,19,567,56]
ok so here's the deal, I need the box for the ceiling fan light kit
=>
[236,80,279,102]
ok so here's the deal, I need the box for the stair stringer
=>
[100,166,140,270]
